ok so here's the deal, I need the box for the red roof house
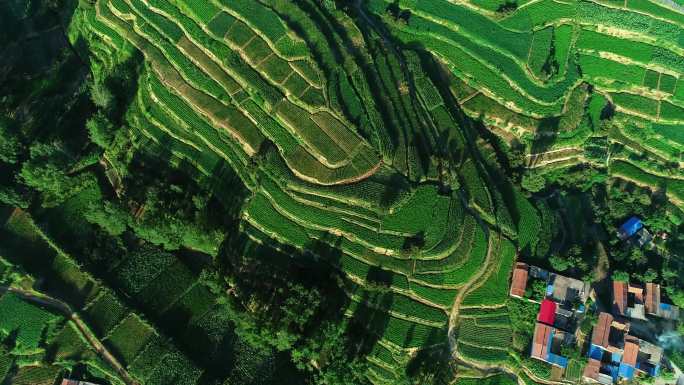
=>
[510,262,529,298]
[531,323,553,361]
[537,299,557,326]
[613,281,628,315]
[591,312,613,348]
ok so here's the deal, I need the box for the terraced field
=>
[371,0,684,196]
[67,0,684,383]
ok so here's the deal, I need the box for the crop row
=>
[458,318,513,348]
[83,289,129,338]
[461,239,516,306]
[415,213,476,274]
[0,293,59,351]
[213,0,309,59]
[461,160,493,214]
[528,27,553,79]
[578,1,681,43]
[353,287,448,325]
[145,0,284,105]
[500,0,577,32]
[104,314,155,365]
[381,186,450,246]
[610,92,658,118]
[457,341,509,363]
[397,12,579,107]
[410,284,458,308]
[578,53,645,87]
[415,224,487,286]
[259,175,411,255]
[610,160,684,203]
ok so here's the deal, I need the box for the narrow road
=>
[447,232,499,357]
[0,286,140,385]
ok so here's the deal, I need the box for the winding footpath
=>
[0,286,139,385]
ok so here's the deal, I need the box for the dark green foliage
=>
[114,246,175,295]
[0,119,20,164]
[83,289,129,338]
[19,142,98,207]
[0,293,60,351]
[85,112,116,149]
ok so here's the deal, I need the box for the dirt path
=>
[447,231,500,357]
[0,286,140,385]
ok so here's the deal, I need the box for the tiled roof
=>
[583,358,602,381]
[531,323,553,360]
[613,281,627,315]
[592,313,613,348]
[623,341,639,367]
[644,283,659,314]
[510,263,528,298]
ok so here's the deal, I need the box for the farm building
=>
[618,217,643,240]
[546,273,591,307]
[613,281,679,321]
[644,283,680,320]
[634,228,653,247]
[509,262,529,298]
[612,281,646,320]
[508,264,590,308]
[530,303,571,368]
[583,313,663,384]
[531,323,571,368]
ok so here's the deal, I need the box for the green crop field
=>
[3,0,684,384]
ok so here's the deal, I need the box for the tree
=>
[526,279,547,301]
[90,81,113,110]
[86,112,116,148]
[84,200,129,236]
[628,248,647,266]
[0,122,20,164]
[19,142,96,207]
[612,270,630,282]
[0,185,29,208]
[522,172,546,193]
[549,254,570,272]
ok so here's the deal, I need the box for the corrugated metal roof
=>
[619,217,643,239]
[538,299,556,325]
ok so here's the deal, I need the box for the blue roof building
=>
[618,217,643,240]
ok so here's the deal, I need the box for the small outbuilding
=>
[618,217,643,240]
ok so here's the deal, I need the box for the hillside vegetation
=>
[1,0,684,384]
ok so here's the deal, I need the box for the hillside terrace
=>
[61,379,100,385]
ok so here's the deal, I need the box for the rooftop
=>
[510,262,528,298]
[591,313,613,348]
[618,217,643,240]
[548,273,590,305]
[538,299,557,326]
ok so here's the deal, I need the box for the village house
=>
[612,281,679,321]
[583,313,663,384]
[509,262,528,298]
[511,265,593,369]
[530,299,572,368]
[617,217,653,247]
